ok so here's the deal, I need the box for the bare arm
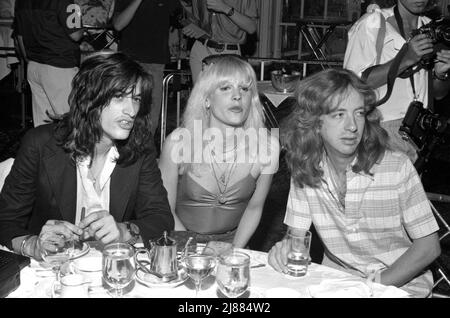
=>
[233,137,280,248]
[158,132,187,231]
[233,173,274,248]
[379,232,440,287]
[15,35,28,63]
[112,0,142,31]
[206,0,256,34]
[68,29,85,42]
[364,34,434,89]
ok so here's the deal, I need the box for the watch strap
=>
[124,221,140,245]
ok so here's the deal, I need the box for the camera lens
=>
[440,26,450,43]
[420,114,442,132]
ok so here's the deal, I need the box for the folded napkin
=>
[308,280,371,298]
[308,279,410,298]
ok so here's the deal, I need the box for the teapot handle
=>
[134,247,154,274]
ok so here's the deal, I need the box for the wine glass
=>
[183,246,217,297]
[102,243,135,298]
[216,251,250,298]
[38,232,74,297]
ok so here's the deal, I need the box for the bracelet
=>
[433,69,449,81]
[20,235,33,257]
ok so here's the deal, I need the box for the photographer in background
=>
[344,0,450,163]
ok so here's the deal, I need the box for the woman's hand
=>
[78,210,121,244]
[267,239,289,274]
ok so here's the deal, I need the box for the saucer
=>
[135,268,188,288]
[70,242,90,260]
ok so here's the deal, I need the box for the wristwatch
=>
[226,7,235,17]
[124,221,140,245]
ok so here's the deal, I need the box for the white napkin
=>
[308,279,410,298]
[308,280,371,298]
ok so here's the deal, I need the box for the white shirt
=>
[75,146,119,225]
[344,6,430,122]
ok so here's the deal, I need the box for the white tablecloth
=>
[7,243,410,298]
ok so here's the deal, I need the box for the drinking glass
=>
[285,229,311,277]
[102,243,135,298]
[39,231,74,296]
[216,251,250,298]
[183,246,216,297]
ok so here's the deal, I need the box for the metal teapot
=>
[134,231,178,282]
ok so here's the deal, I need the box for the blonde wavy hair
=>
[181,55,265,133]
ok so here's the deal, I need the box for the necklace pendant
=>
[217,194,227,204]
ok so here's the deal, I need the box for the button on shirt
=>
[75,147,119,225]
[284,151,439,297]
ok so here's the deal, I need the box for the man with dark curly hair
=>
[0,52,174,261]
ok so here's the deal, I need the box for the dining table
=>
[5,241,410,299]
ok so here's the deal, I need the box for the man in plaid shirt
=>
[268,68,440,297]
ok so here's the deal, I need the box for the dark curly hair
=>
[55,51,154,166]
[281,69,389,189]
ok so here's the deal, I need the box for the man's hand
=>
[78,210,121,244]
[35,220,83,260]
[39,220,83,241]
[182,23,208,38]
[206,0,230,14]
[434,49,450,76]
[267,239,289,274]
[404,34,434,66]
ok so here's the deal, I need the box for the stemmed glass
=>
[102,243,135,298]
[183,246,217,297]
[38,232,74,296]
[216,251,250,298]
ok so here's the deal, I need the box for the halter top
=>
[176,169,257,234]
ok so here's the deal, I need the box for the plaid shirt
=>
[284,151,439,297]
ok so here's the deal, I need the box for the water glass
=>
[285,229,311,277]
[102,243,135,297]
[216,251,250,298]
[39,232,74,296]
[183,246,216,297]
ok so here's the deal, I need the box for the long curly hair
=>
[282,69,389,189]
[55,51,154,165]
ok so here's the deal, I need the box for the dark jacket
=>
[0,124,174,248]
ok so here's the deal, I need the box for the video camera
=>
[399,100,450,173]
[410,16,450,68]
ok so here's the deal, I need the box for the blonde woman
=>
[159,55,279,248]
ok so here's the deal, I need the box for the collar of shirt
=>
[320,154,375,182]
[77,146,119,191]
